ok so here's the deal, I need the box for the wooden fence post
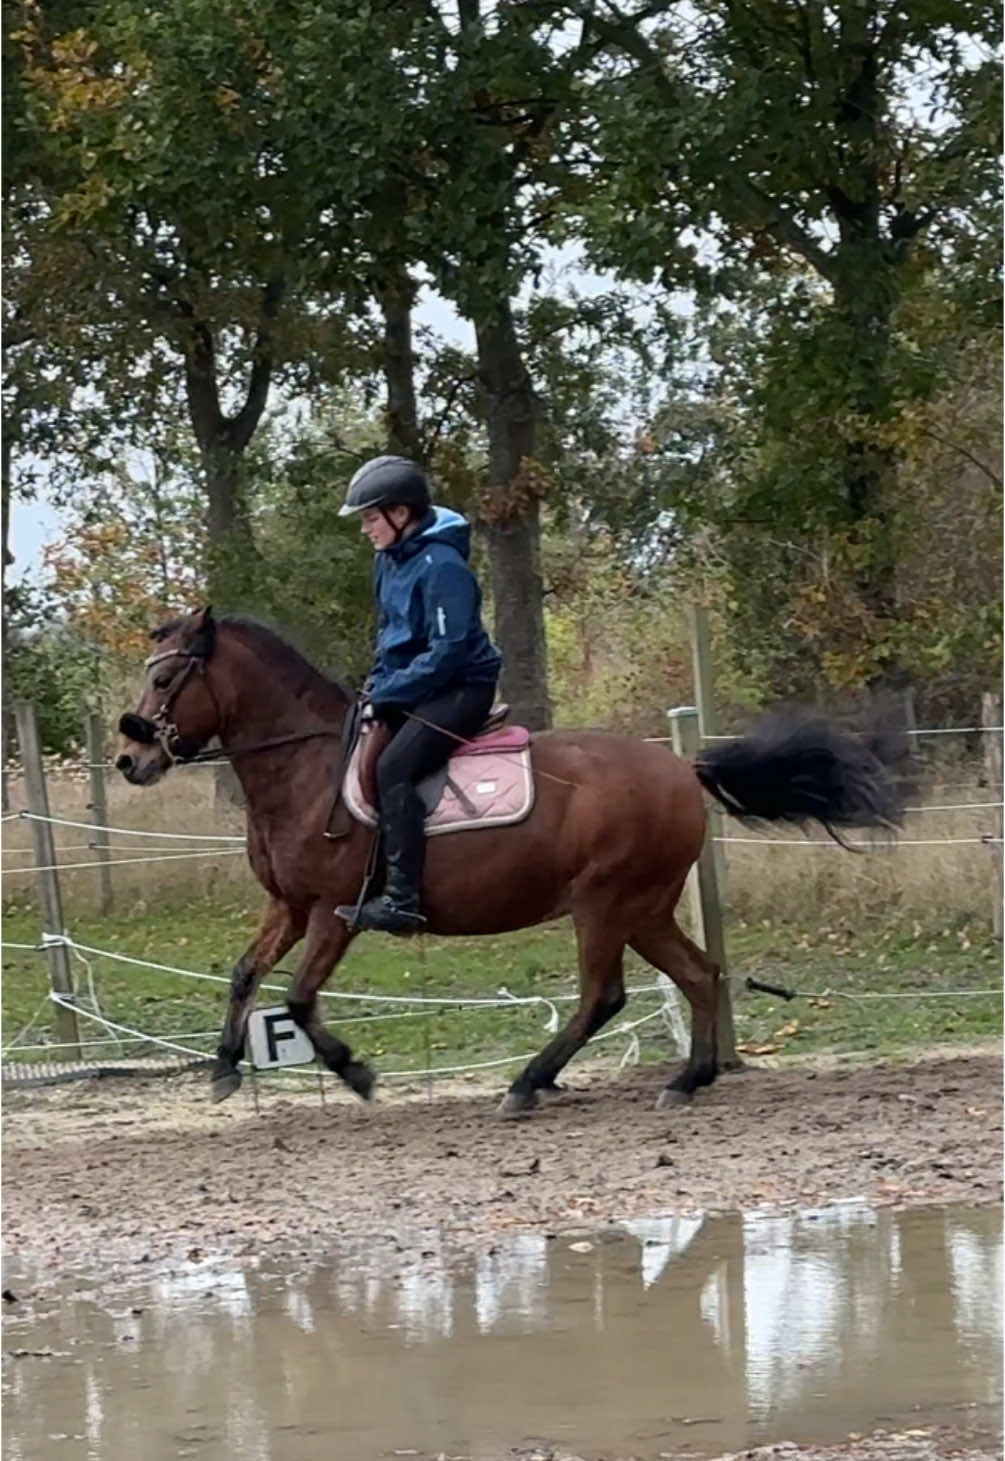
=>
[669,705,738,1067]
[14,700,79,1053]
[687,603,728,896]
[982,692,1003,940]
[85,710,114,914]
[1,709,12,812]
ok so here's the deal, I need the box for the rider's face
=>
[360,505,411,551]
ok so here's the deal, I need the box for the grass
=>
[2,896,999,1081]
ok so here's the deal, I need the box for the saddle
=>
[341,702,535,836]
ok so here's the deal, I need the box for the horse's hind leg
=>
[500,914,627,1118]
[286,905,375,1101]
[630,920,719,1109]
[211,898,306,1103]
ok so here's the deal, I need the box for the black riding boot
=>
[337,783,427,935]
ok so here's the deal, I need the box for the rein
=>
[133,647,344,766]
[179,728,344,765]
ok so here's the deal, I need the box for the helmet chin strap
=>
[380,505,417,544]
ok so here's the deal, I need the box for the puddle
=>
[2,1204,1001,1460]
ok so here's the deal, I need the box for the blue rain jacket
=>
[366,508,502,710]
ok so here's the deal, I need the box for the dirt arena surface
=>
[510,1415,1005,1459]
[3,1049,1001,1278]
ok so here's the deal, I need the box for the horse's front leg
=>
[286,904,374,1100]
[211,898,306,1103]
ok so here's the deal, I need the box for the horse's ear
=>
[189,605,216,660]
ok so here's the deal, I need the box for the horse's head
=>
[116,606,220,785]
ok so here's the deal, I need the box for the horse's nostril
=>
[115,753,135,774]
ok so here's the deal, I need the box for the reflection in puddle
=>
[2,1204,1001,1461]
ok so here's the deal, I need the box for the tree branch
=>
[917,425,1002,491]
[588,10,838,282]
[420,371,478,463]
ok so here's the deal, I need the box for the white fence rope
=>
[4,823,997,875]
[3,934,667,1017]
[903,802,1003,813]
[48,995,208,1061]
[701,726,1002,741]
[714,835,1000,847]
[41,991,671,1083]
[1,849,247,876]
[14,811,244,842]
[2,842,240,858]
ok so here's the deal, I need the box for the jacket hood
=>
[389,506,471,562]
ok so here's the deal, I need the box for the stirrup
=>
[336,894,426,935]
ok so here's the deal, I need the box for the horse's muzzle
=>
[114,748,167,785]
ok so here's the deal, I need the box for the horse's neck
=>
[216,637,349,806]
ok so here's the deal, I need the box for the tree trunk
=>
[379,270,422,460]
[180,278,282,610]
[827,12,904,687]
[200,438,258,607]
[475,302,551,730]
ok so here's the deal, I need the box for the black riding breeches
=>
[376,684,497,806]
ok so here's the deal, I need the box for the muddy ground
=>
[525,1420,1005,1460]
[3,1049,1001,1275]
[3,1051,1002,1461]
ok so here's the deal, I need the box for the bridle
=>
[122,646,219,765]
[121,643,347,766]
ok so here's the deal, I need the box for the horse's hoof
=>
[211,1068,242,1104]
[343,1061,377,1102]
[537,1081,566,1103]
[498,1089,537,1119]
[656,1086,692,1110]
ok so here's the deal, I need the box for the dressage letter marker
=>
[247,1006,316,1069]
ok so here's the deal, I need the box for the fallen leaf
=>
[773,1020,801,1039]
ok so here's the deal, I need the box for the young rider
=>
[335,455,502,934]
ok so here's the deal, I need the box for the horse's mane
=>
[154,614,354,705]
[223,616,354,702]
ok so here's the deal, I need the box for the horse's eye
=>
[154,673,171,690]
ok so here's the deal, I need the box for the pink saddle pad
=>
[453,725,530,757]
[343,725,535,836]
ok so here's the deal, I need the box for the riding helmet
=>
[338,456,431,517]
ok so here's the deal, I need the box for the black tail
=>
[694,714,906,843]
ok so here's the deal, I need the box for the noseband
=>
[120,642,347,766]
[121,647,211,764]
